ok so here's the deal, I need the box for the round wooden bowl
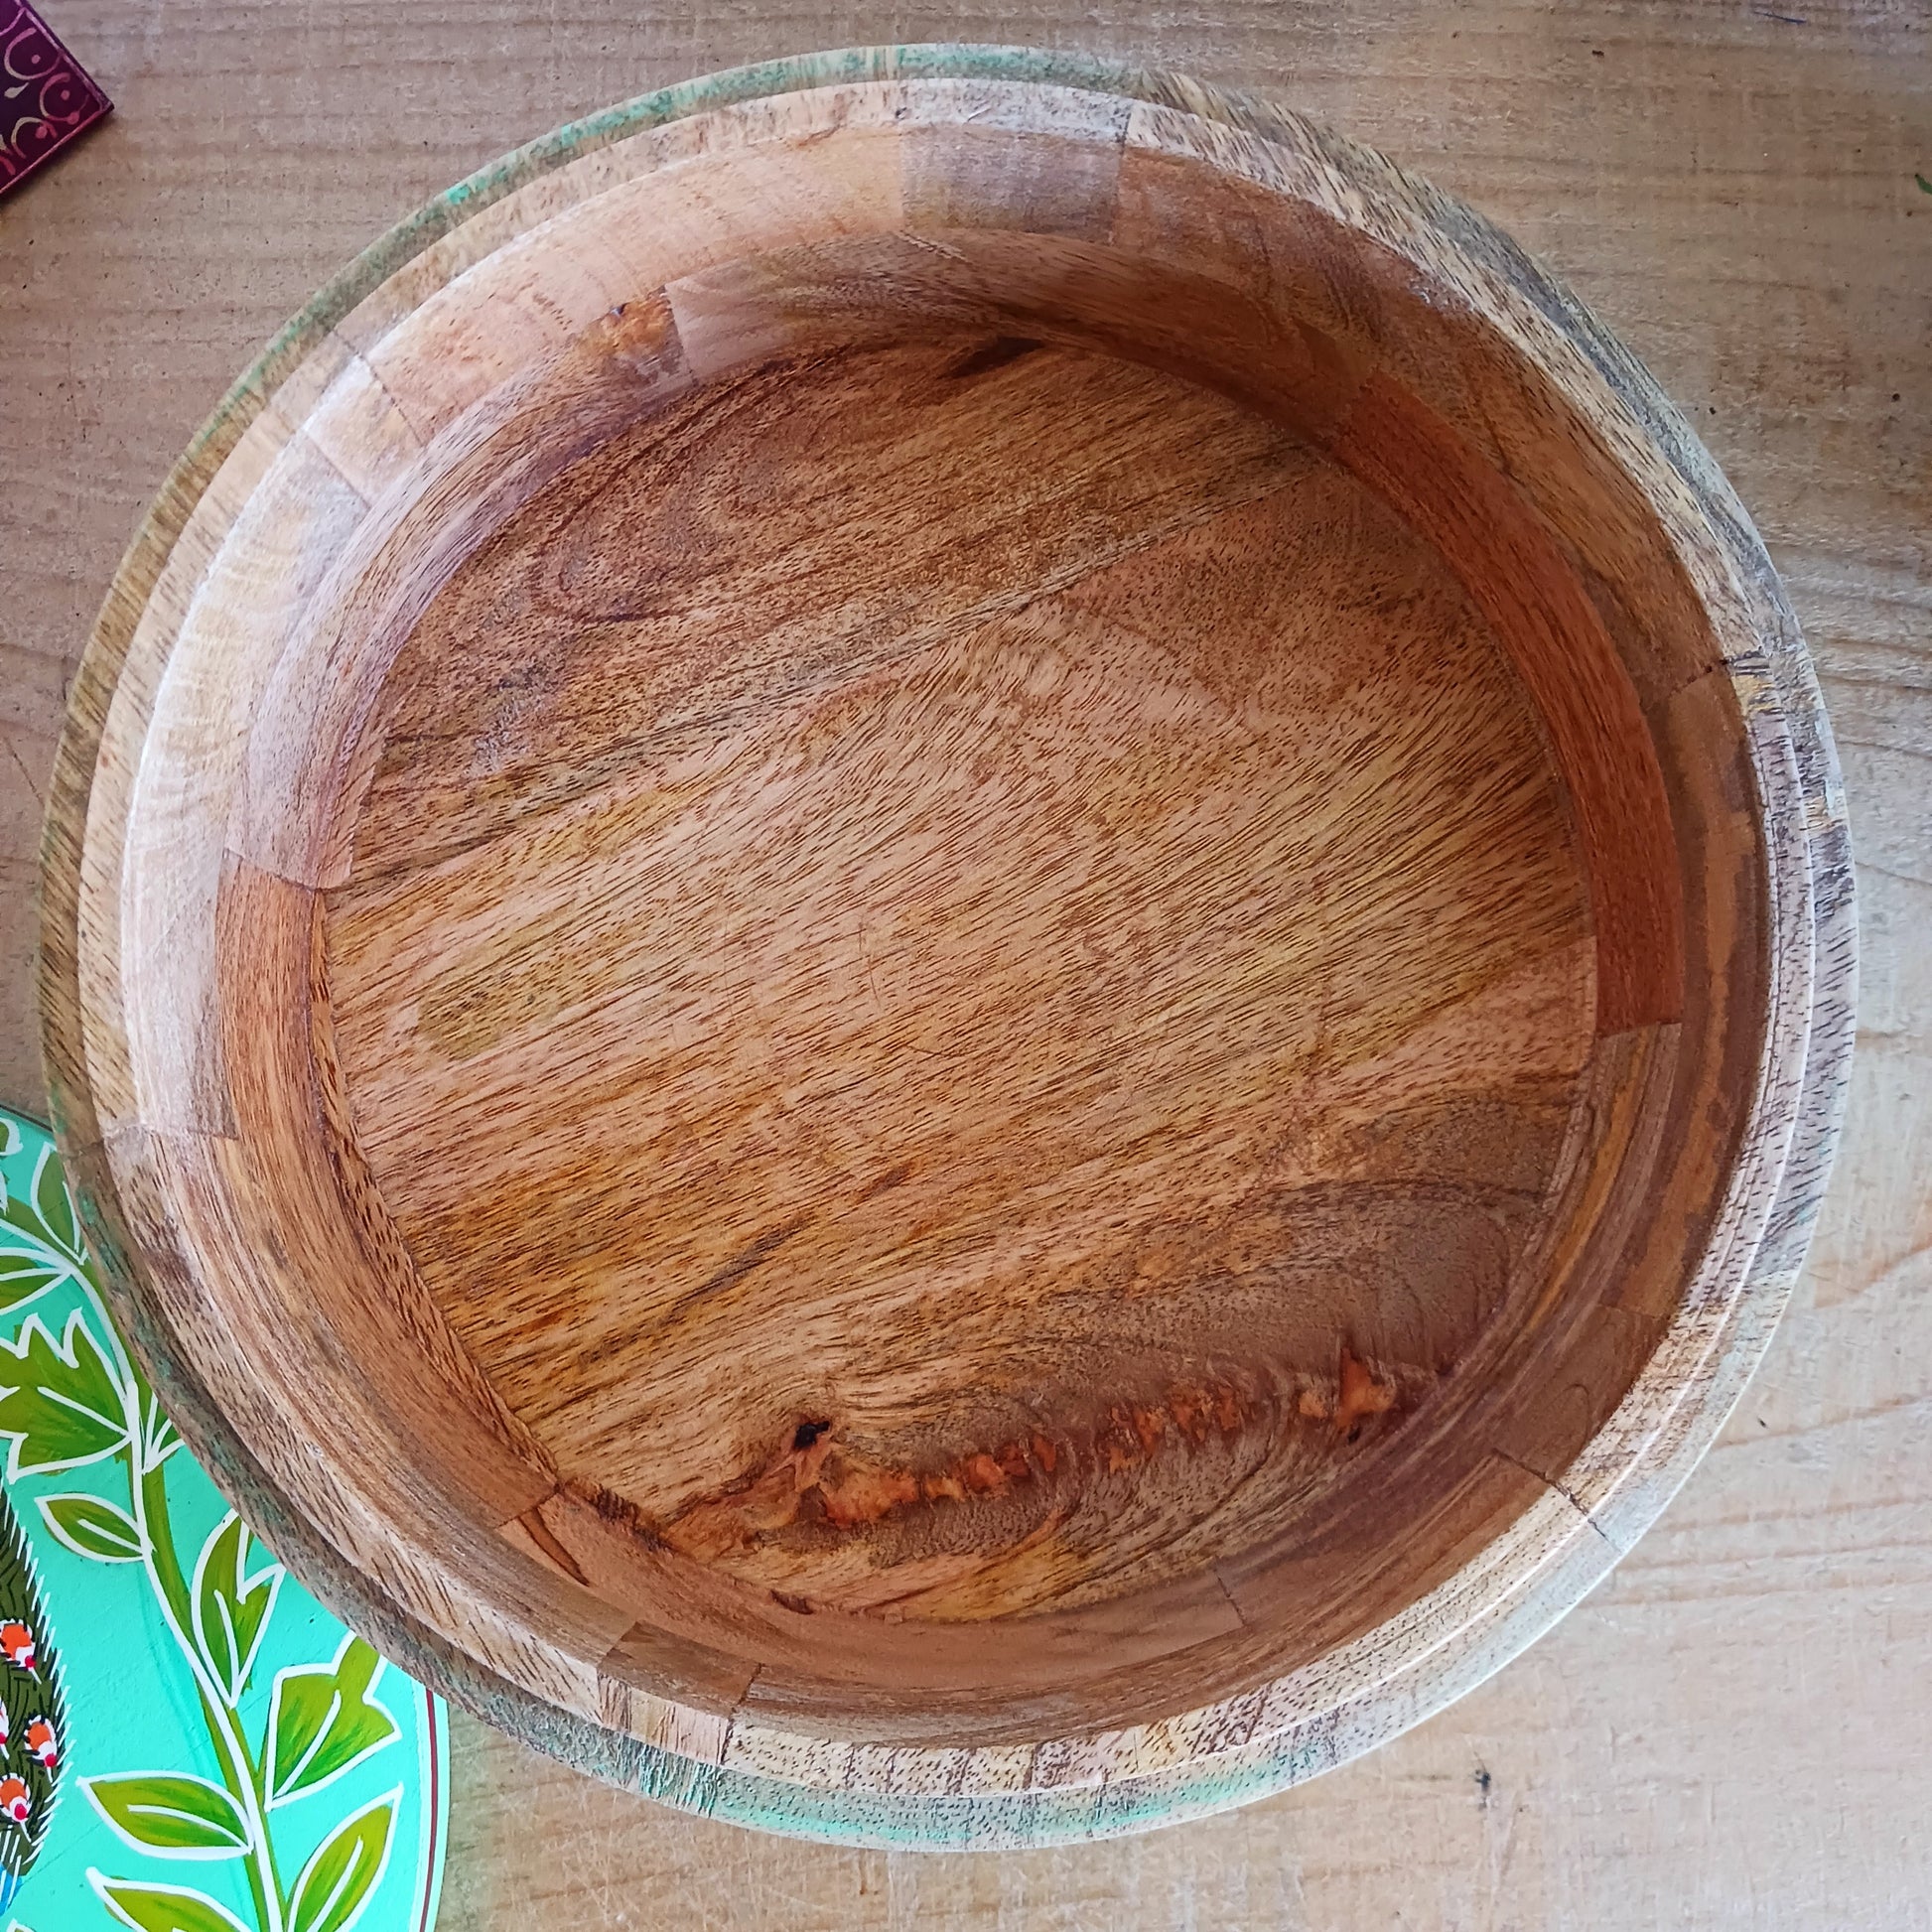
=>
[42,47,1854,1847]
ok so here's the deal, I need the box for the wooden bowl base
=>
[330,332,1598,1655]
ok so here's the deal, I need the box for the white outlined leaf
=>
[82,1773,249,1858]
[191,1513,283,1704]
[87,1871,250,1931]
[0,1311,128,1477]
[39,1491,144,1563]
[289,1788,398,1932]
[267,1635,397,1807]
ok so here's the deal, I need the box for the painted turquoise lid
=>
[0,1105,447,1932]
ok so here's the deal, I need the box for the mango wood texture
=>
[35,42,1857,1853]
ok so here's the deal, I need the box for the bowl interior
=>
[334,327,1592,1634]
[89,83,1771,1753]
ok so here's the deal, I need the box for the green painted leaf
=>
[191,1512,282,1704]
[0,1253,62,1317]
[83,1772,250,1856]
[38,1491,144,1563]
[0,1311,128,1476]
[268,1636,398,1806]
[0,1150,82,1273]
[0,1141,86,1319]
[86,1873,250,1932]
[29,1147,79,1262]
[289,1790,397,1932]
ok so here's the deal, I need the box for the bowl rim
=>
[38,43,1858,1848]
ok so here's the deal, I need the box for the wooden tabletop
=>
[3,3,1926,1924]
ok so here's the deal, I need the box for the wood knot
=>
[1331,1343,1399,1440]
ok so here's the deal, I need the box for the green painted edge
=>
[41,44,1856,1852]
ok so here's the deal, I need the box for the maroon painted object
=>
[0,0,109,200]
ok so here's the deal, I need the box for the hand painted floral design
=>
[0,1109,444,1932]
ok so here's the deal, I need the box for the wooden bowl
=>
[41,47,1855,1847]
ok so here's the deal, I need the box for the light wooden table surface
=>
[3,4,1926,1925]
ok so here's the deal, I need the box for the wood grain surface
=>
[2,1,1925,1924]
[39,46,1845,1843]
[331,338,1595,1634]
